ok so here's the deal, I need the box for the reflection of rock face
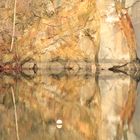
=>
[0,73,101,140]
[0,71,138,140]
[132,92,140,140]
[99,72,137,140]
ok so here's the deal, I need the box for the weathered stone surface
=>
[97,0,137,70]
[0,0,98,70]
[125,0,137,7]
[0,0,139,72]
[2,53,14,64]
[127,0,140,59]
[17,0,100,64]
[21,60,36,69]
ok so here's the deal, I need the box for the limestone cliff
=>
[0,0,138,72]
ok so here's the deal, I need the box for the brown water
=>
[0,70,140,140]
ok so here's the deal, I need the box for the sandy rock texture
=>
[0,0,138,71]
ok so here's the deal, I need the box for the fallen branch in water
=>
[11,86,20,140]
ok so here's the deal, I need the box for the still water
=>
[0,70,140,140]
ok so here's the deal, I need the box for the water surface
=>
[0,70,140,140]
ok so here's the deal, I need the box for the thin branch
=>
[10,0,17,52]
[11,87,20,140]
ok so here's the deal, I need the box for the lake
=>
[0,69,140,140]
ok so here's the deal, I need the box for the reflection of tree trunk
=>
[116,79,137,139]
[99,72,137,140]
[120,79,137,125]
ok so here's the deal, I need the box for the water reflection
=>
[0,70,139,140]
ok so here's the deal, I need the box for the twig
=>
[11,87,20,140]
[10,0,17,52]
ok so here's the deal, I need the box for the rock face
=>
[97,0,137,69]
[126,0,140,58]
[125,0,137,7]
[0,0,100,62]
[0,0,138,71]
